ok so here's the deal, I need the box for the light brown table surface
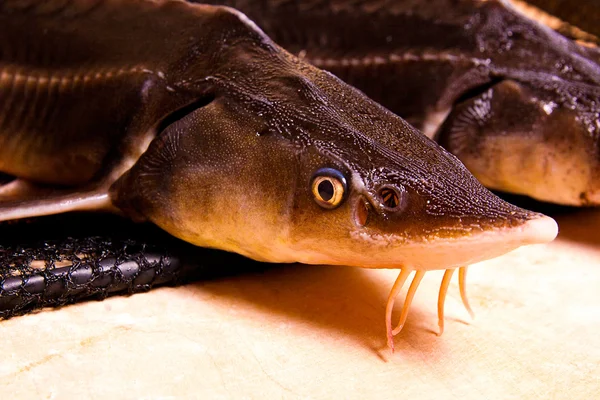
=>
[1,208,599,399]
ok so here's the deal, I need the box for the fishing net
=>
[0,213,267,319]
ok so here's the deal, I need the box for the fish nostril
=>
[378,186,403,211]
[354,197,370,227]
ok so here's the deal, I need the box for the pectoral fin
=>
[0,180,116,221]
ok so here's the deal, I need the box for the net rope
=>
[0,214,266,319]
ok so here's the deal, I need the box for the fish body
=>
[0,0,557,346]
[203,0,600,205]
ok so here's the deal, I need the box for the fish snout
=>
[516,213,559,245]
[350,174,558,271]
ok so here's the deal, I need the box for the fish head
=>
[281,72,558,269]
[436,76,600,206]
[112,16,558,269]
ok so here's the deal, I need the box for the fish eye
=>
[311,168,347,209]
[378,185,403,211]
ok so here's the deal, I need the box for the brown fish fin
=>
[0,181,116,222]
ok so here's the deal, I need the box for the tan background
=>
[1,208,599,399]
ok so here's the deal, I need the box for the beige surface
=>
[1,209,600,399]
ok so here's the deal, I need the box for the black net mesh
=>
[0,213,268,319]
